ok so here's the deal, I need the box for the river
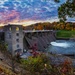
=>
[47,40,75,55]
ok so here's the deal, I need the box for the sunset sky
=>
[0,0,74,26]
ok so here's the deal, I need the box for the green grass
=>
[56,30,75,38]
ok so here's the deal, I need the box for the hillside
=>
[0,51,17,75]
[0,51,24,75]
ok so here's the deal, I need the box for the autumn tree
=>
[55,0,75,21]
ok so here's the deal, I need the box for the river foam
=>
[48,40,75,54]
[51,42,70,48]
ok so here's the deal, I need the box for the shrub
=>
[20,54,74,75]
[0,42,7,52]
[20,54,51,75]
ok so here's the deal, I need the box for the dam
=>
[0,24,56,55]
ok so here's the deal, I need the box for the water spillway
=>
[23,30,56,51]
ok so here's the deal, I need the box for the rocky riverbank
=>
[46,53,75,67]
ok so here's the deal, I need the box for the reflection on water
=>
[48,40,75,55]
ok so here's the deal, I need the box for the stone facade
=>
[4,24,23,55]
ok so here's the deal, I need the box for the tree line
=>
[23,22,75,31]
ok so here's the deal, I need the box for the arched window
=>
[16,33,19,36]
[16,27,19,31]
[16,39,19,42]
[17,44,19,48]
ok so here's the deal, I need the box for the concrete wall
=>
[23,31,56,52]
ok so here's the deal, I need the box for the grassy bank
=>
[56,30,75,38]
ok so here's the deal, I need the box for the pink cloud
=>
[0,10,20,24]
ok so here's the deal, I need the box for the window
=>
[9,34,11,38]
[16,27,19,31]
[16,33,19,36]
[8,33,11,38]
[17,44,19,48]
[9,27,11,31]
[16,39,19,42]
